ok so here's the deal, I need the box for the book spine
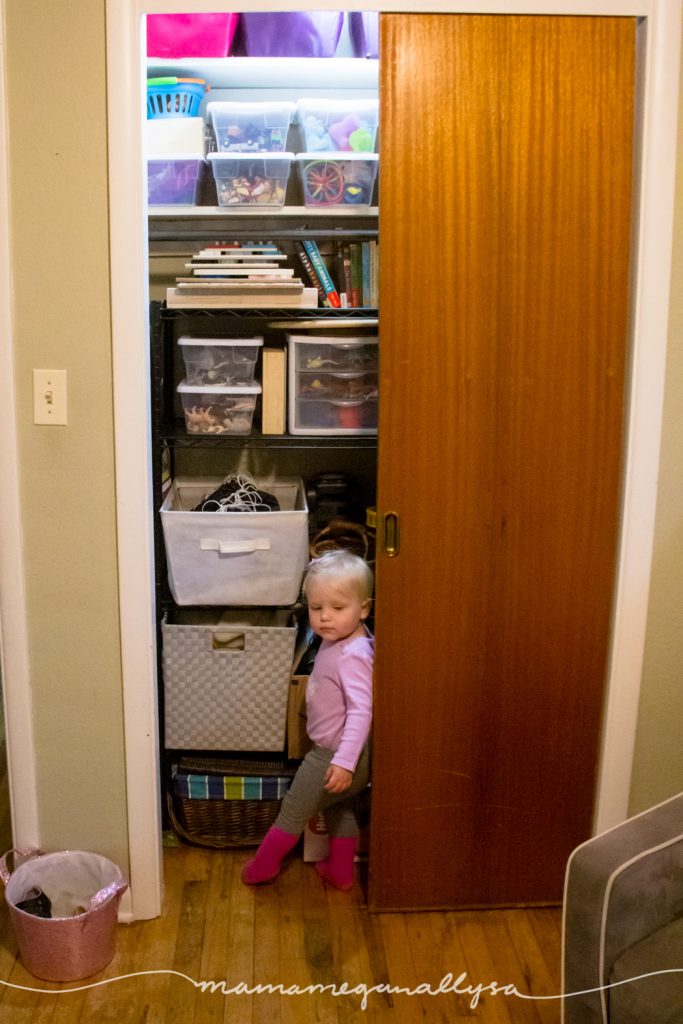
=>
[342,244,354,306]
[349,243,362,308]
[369,240,378,308]
[301,240,342,309]
[295,242,326,307]
[361,243,371,308]
[335,241,348,307]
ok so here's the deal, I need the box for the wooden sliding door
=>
[370,14,635,909]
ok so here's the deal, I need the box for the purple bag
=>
[348,12,379,59]
[239,12,344,58]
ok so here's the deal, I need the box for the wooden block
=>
[287,674,312,759]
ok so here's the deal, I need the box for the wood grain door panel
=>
[370,14,635,910]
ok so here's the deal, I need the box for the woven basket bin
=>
[168,756,295,849]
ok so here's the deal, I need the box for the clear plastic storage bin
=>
[208,152,293,206]
[147,154,206,205]
[297,98,379,152]
[287,334,378,435]
[177,381,261,435]
[208,101,295,152]
[297,152,378,208]
[178,336,263,386]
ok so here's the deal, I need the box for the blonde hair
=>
[303,548,374,603]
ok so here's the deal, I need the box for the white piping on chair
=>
[597,833,683,1024]
[561,790,683,1024]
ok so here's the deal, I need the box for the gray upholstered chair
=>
[562,791,683,1024]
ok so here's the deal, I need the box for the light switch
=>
[33,369,67,425]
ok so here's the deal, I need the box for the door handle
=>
[382,511,400,557]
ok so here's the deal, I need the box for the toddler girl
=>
[242,548,374,891]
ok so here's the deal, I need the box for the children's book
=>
[301,240,341,308]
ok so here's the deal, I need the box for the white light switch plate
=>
[33,369,67,425]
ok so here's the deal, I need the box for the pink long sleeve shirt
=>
[305,629,374,772]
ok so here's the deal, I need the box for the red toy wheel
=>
[303,160,345,204]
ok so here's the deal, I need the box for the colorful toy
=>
[328,114,361,150]
[300,101,378,152]
[303,161,345,205]
[348,127,374,152]
[218,174,286,205]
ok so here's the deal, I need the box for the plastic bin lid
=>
[286,334,378,345]
[177,381,262,394]
[147,153,206,162]
[207,100,296,113]
[296,151,379,162]
[296,97,379,112]
[207,152,295,162]
[178,336,264,347]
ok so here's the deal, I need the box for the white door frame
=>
[76,0,683,916]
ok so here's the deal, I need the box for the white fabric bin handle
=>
[200,537,271,555]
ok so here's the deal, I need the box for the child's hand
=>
[324,764,353,794]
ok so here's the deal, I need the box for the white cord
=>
[199,474,275,513]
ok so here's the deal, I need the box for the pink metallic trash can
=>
[1,849,128,982]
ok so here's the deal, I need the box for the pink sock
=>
[314,836,357,891]
[241,826,299,885]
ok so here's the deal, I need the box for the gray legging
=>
[275,744,370,839]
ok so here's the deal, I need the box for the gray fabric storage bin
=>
[163,608,297,750]
[160,476,309,606]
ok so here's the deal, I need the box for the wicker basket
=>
[168,756,296,849]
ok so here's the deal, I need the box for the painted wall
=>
[1,0,680,877]
[5,0,128,869]
[628,29,683,814]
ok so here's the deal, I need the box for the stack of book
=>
[297,239,378,308]
[165,244,319,309]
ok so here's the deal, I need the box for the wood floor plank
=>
[0,959,60,1024]
[122,845,189,1024]
[524,911,562,991]
[300,859,339,1023]
[251,875,283,1024]
[477,911,544,1024]
[428,912,478,1018]
[355,899,394,1019]
[377,912,438,1023]
[193,852,234,1024]
[500,911,562,1024]
[404,911,466,1022]
[278,855,313,1024]
[165,877,210,1024]
[326,886,368,1024]
[219,850,256,1024]
[72,919,156,1024]
[448,912,514,1024]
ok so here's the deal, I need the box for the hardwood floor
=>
[0,840,563,1023]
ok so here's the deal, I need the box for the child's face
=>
[306,577,371,644]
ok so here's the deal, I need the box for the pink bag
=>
[146,14,239,58]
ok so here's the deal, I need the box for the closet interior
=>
[146,12,380,864]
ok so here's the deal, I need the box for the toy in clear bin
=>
[297,99,379,153]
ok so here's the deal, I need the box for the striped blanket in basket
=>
[173,769,292,801]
